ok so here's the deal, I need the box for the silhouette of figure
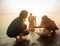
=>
[39,15,59,34]
[28,13,36,31]
[7,10,29,41]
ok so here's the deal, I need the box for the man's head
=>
[30,13,32,16]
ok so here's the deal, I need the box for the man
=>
[7,10,29,41]
[28,13,36,32]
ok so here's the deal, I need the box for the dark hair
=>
[42,15,48,19]
[19,10,28,19]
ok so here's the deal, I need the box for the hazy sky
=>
[0,0,60,14]
[0,0,60,26]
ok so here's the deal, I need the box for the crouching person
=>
[6,10,29,41]
[39,15,59,36]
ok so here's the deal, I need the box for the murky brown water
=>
[0,28,60,46]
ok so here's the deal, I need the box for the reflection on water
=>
[0,28,60,46]
[0,15,60,46]
[13,30,60,46]
[0,15,17,46]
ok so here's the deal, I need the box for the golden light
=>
[1,0,60,28]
